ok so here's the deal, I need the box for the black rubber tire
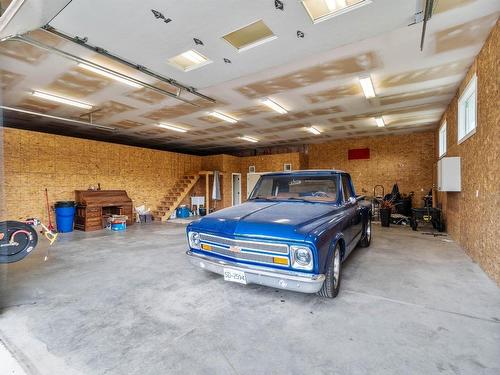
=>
[411,218,418,231]
[317,243,342,299]
[359,217,371,248]
[0,221,38,264]
[436,221,445,232]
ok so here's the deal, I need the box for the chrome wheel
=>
[333,249,340,288]
[366,219,371,242]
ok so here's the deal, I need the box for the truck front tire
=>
[359,217,372,247]
[317,243,342,298]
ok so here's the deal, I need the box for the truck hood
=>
[189,201,340,242]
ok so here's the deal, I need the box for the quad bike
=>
[0,219,58,264]
[410,207,444,232]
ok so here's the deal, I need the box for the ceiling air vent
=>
[222,20,276,52]
[302,0,371,24]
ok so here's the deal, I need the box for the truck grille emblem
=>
[229,245,241,253]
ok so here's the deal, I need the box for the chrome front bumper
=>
[186,250,325,293]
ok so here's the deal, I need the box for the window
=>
[341,175,353,203]
[438,121,447,157]
[458,74,477,143]
[301,0,370,24]
[249,175,338,202]
[167,50,211,71]
[222,20,276,52]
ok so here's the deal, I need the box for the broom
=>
[45,188,55,231]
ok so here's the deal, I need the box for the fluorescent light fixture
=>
[307,127,322,135]
[0,105,115,130]
[375,117,385,127]
[78,63,142,88]
[223,20,277,52]
[157,123,187,133]
[359,76,376,98]
[32,90,92,110]
[209,111,238,124]
[239,136,258,143]
[168,50,212,71]
[302,0,370,23]
[0,0,27,38]
[262,98,287,114]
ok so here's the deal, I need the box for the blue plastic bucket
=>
[176,206,190,218]
[55,201,75,233]
[111,222,126,231]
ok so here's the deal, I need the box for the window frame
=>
[457,74,477,144]
[341,174,354,204]
[438,121,447,158]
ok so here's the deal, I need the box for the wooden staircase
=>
[153,173,200,222]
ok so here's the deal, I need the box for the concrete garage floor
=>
[0,224,499,375]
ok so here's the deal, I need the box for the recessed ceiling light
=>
[168,50,212,71]
[375,117,385,127]
[157,123,187,133]
[262,98,287,114]
[240,136,258,143]
[32,90,92,110]
[302,0,370,23]
[78,63,143,88]
[307,126,322,135]
[359,76,376,98]
[223,20,277,52]
[209,111,238,123]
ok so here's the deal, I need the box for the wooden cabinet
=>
[75,190,133,231]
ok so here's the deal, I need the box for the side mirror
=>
[348,197,357,205]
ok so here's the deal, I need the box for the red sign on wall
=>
[348,148,370,160]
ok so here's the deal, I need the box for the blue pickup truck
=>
[186,170,371,298]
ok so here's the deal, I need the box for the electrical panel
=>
[437,157,461,192]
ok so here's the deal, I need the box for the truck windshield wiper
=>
[250,196,276,201]
[285,197,314,203]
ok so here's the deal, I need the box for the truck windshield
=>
[250,175,339,202]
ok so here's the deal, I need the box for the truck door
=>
[342,174,363,243]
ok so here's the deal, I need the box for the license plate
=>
[223,268,247,284]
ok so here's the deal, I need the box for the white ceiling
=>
[1,0,498,153]
[50,0,418,88]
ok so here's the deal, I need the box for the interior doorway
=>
[232,173,242,206]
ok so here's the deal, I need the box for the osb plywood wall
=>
[0,128,201,222]
[434,22,499,284]
[200,153,303,206]
[1,128,437,224]
[309,132,435,204]
[239,153,306,198]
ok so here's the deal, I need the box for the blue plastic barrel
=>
[176,205,191,218]
[55,201,76,233]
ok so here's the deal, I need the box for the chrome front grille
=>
[199,233,289,254]
[208,245,276,264]
[199,233,289,265]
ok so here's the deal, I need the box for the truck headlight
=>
[291,246,313,270]
[188,231,201,250]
